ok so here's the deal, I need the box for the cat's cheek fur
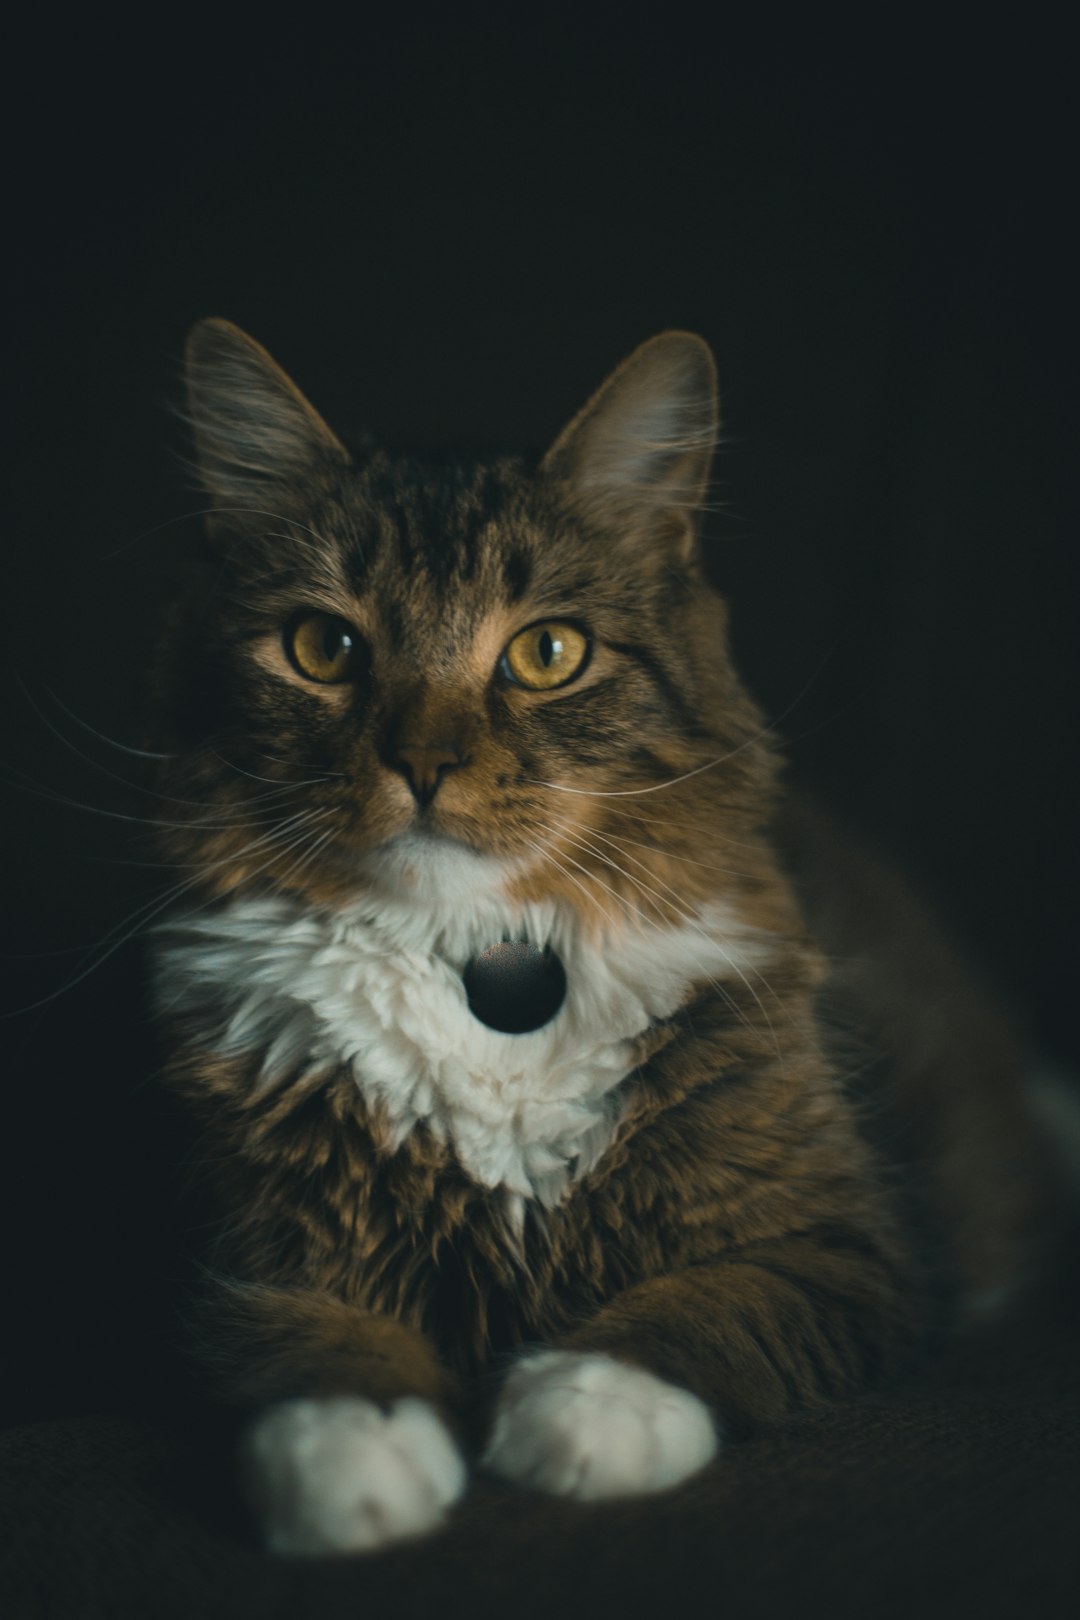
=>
[242,1396,467,1556]
[483,1350,719,1500]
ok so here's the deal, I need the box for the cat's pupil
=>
[539,630,555,667]
[325,624,347,661]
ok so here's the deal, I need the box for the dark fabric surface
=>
[4,1286,1078,1620]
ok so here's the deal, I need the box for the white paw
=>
[243,1396,466,1556]
[483,1350,719,1500]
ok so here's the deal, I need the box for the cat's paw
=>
[483,1350,718,1500]
[243,1395,466,1556]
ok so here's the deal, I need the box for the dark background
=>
[2,11,1075,1421]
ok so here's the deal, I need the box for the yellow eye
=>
[502,621,590,690]
[286,613,360,684]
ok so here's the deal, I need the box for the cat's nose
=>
[393,743,465,808]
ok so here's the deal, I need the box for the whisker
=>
[518,833,625,935]
[13,673,324,818]
[597,823,751,880]
[555,830,747,1020]
[534,832,656,936]
[208,749,337,790]
[41,684,174,760]
[527,657,832,802]
[558,824,782,1060]
[2,808,333,1019]
[12,666,166,802]
[600,800,761,850]
[527,736,760,800]
[577,824,782,1005]
[251,748,345,778]
[0,765,309,833]
[273,826,338,893]
[545,832,770,1052]
[80,807,333,961]
[98,505,342,563]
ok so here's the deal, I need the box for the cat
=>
[150,317,1052,1556]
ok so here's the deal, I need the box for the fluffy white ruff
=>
[156,882,769,1215]
[243,1396,465,1556]
[483,1350,719,1499]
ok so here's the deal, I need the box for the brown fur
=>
[155,320,1050,1450]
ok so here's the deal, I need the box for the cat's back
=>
[775,795,1062,1316]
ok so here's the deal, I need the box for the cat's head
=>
[155,320,776,927]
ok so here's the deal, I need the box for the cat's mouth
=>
[362,829,514,905]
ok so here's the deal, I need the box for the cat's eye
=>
[286,612,361,684]
[501,621,590,690]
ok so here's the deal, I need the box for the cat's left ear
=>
[542,332,718,562]
[184,318,350,517]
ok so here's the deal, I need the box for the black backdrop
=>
[3,12,1075,1421]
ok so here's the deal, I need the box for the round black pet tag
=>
[462,941,567,1035]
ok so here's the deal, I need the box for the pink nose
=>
[393,743,464,806]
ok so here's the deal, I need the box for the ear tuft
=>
[184,318,348,507]
[543,332,719,552]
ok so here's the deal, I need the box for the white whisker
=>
[599,823,750,879]
[527,658,831,802]
[527,734,759,799]
[2,808,333,1019]
[208,749,336,790]
[555,825,772,1052]
[519,832,625,936]
[13,672,326,817]
[565,824,784,1060]
[0,764,311,833]
[41,685,174,760]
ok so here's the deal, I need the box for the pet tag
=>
[462,940,567,1034]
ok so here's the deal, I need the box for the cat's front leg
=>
[484,1233,907,1500]
[199,1281,466,1555]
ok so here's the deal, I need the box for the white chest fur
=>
[155,885,767,1215]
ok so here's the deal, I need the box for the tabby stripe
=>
[726,1224,908,1291]
[797,1223,903,1269]
[751,1274,852,1399]
[733,1306,805,1410]
[605,639,702,732]
[740,1259,894,1385]
[503,548,533,602]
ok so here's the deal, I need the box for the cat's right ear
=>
[542,332,718,564]
[183,318,349,520]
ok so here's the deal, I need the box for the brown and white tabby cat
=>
[152,319,1050,1555]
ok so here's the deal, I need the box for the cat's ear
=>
[183,318,349,514]
[542,332,718,560]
